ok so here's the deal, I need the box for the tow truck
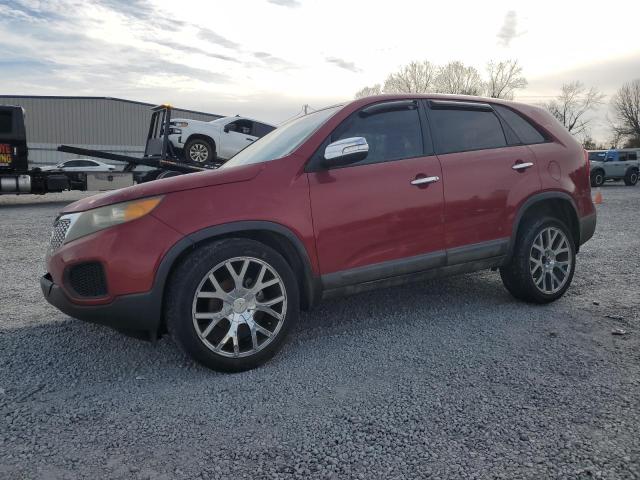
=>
[0,104,215,195]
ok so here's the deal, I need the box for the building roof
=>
[0,95,221,118]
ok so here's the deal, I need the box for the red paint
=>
[47,94,594,306]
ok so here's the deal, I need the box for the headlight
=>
[63,196,163,244]
[173,121,189,128]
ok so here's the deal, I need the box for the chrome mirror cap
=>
[323,137,369,167]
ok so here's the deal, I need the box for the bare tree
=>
[355,84,382,99]
[543,81,605,135]
[435,61,484,96]
[611,79,640,141]
[485,59,527,99]
[382,61,437,94]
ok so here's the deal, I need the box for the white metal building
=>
[0,96,223,165]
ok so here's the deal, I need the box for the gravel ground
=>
[1,185,639,479]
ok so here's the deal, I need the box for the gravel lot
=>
[1,185,639,479]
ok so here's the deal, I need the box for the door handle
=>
[410,176,440,186]
[512,161,534,171]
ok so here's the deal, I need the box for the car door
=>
[220,120,256,159]
[307,100,446,286]
[426,100,541,258]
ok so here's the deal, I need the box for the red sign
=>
[0,144,12,164]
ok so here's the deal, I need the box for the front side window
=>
[430,108,507,154]
[226,120,254,135]
[0,111,12,134]
[328,106,423,166]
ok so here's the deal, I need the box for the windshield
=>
[222,106,341,168]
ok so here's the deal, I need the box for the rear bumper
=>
[40,273,161,339]
[579,212,597,246]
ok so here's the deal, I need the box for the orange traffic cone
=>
[594,190,603,205]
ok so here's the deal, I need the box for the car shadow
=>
[0,272,521,389]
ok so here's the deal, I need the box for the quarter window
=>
[493,105,546,145]
[330,106,424,166]
[430,108,507,154]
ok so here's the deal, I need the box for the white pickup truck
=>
[589,149,639,187]
[167,116,276,164]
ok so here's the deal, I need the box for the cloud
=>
[497,10,519,47]
[267,0,301,7]
[326,57,360,73]
[253,51,297,70]
[196,28,240,50]
[151,39,239,63]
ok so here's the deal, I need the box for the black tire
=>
[624,168,638,186]
[590,169,605,187]
[156,170,181,180]
[165,238,299,372]
[500,217,576,304]
[183,137,216,164]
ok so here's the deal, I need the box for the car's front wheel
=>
[500,217,576,304]
[166,238,299,372]
[184,137,216,164]
[624,168,638,186]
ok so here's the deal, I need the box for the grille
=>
[49,218,71,252]
[67,262,107,298]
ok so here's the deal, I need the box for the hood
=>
[62,163,263,213]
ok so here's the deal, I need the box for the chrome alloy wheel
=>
[192,257,287,358]
[189,142,209,162]
[529,227,572,295]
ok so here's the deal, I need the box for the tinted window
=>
[493,105,546,144]
[618,153,628,161]
[629,152,638,161]
[253,122,275,138]
[63,161,81,167]
[226,120,253,135]
[430,108,506,154]
[79,160,98,166]
[0,111,12,134]
[329,106,423,166]
[589,152,605,161]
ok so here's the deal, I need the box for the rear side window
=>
[430,108,506,154]
[0,111,12,134]
[629,152,638,161]
[253,122,275,138]
[493,105,546,145]
[330,106,424,166]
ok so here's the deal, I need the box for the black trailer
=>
[58,104,220,180]
[0,104,217,195]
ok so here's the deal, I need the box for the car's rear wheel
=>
[590,170,605,187]
[184,137,216,164]
[624,168,638,186]
[166,238,299,372]
[500,217,576,304]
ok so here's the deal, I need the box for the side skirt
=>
[320,238,509,300]
[322,256,506,299]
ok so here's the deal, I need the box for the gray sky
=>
[1,0,639,142]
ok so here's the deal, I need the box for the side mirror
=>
[223,125,231,133]
[323,137,369,168]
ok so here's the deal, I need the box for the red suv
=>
[42,95,596,372]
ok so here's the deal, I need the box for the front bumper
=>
[40,273,161,339]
